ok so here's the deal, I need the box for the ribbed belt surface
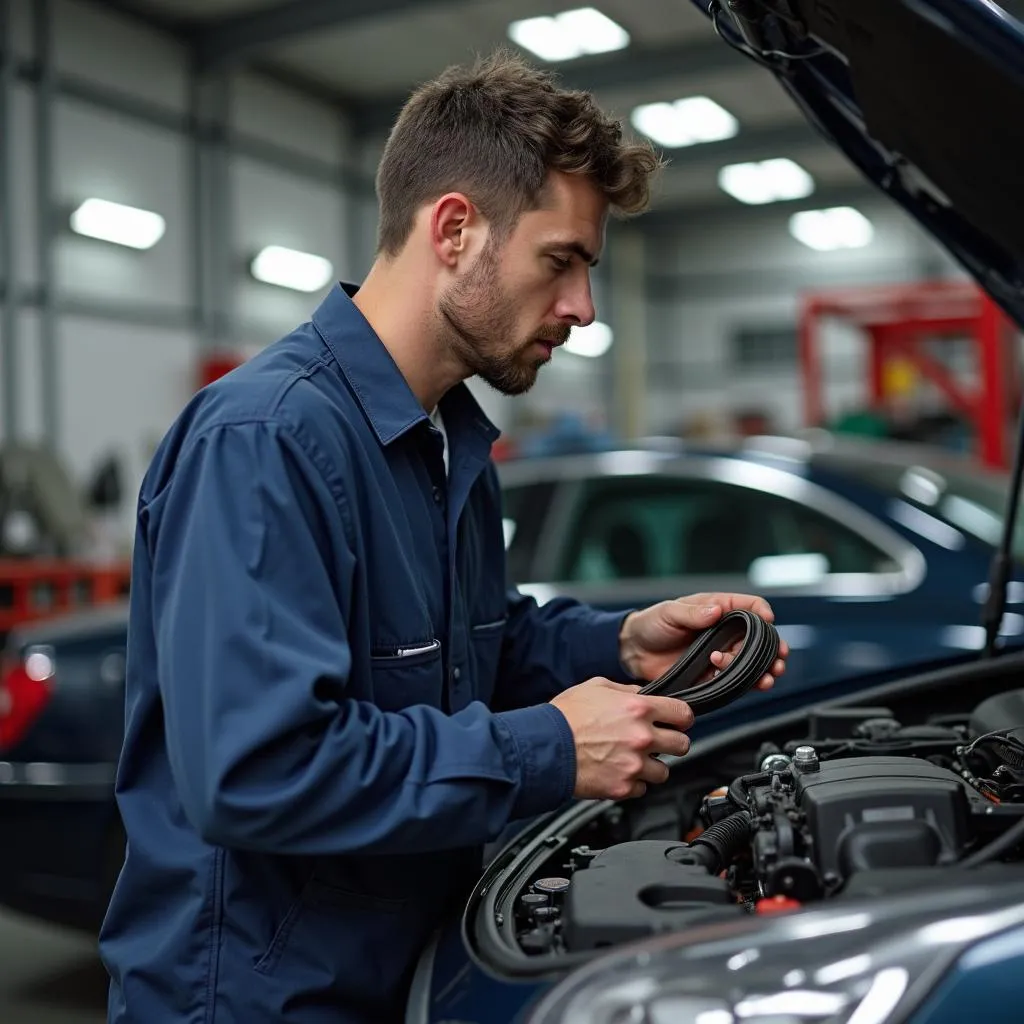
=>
[638,609,780,716]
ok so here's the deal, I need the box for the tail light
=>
[0,645,56,750]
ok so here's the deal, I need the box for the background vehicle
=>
[502,433,1024,714]
[0,604,128,931]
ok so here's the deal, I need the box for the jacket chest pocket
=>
[468,617,506,705]
[369,639,444,712]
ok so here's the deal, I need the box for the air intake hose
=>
[686,810,753,874]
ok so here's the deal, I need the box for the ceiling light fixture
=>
[69,198,166,250]
[508,7,630,62]
[718,157,815,204]
[565,321,613,358]
[250,246,334,293]
[789,206,874,250]
[630,97,738,148]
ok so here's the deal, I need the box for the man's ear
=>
[430,193,479,267]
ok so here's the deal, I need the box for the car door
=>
[513,464,932,703]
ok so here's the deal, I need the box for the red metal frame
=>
[798,280,1019,468]
[0,559,131,635]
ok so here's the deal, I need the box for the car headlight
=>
[526,882,1024,1024]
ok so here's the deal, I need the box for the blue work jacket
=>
[99,283,630,1024]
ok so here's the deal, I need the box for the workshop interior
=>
[2,1,1024,1023]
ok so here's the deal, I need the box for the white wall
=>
[53,99,192,312]
[640,199,965,437]
[57,318,197,502]
[231,158,347,341]
[0,0,370,546]
[52,0,187,113]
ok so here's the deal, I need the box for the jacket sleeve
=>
[490,588,635,711]
[147,419,575,857]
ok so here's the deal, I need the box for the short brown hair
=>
[374,50,662,256]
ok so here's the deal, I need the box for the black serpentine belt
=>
[638,609,780,716]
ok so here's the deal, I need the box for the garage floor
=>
[0,910,107,1023]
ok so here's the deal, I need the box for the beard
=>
[437,242,569,396]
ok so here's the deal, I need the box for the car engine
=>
[510,690,1024,955]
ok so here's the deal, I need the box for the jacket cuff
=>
[573,609,636,684]
[495,703,577,821]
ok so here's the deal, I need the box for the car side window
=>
[501,481,557,584]
[557,476,896,583]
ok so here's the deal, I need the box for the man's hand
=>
[550,678,693,800]
[618,593,789,691]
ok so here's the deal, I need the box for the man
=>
[99,51,788,1024]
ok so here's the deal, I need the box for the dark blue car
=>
[499,434,1024,713]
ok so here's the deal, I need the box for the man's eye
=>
[549,255,571,270]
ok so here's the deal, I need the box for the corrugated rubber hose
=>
[689,810,754,874]
[638,609,781,716]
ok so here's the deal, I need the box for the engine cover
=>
[750,756,987,896]
[560,841,740,951]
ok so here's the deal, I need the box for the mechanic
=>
[99,51,788,1024]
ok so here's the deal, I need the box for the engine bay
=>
[493,686,1024,960]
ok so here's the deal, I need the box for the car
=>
[417,647,1024,1024]
[0,601,128,931]
[500,433,1024,725]
[407,0,1024,1021]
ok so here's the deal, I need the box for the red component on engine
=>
[755,895,802,915]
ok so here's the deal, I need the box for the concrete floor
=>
[0,909,107,1023]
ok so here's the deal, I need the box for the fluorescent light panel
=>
[789,206,874,251]
[718,158,814,205]
[251,246,334,293]
[565,321,613,358]
[630,97,738,148]
[509,7,629,62]
[70,198,166,250]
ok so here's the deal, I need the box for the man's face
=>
[437,171,607,396]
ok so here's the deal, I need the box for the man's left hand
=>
[618,593,789,690]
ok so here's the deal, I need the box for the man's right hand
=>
[550,678,694,801]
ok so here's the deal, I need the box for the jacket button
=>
[432,486,442,504]
[452,667,461,682]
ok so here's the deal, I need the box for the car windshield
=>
[813,450,1023,560]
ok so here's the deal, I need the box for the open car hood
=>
[693,0,1024,330]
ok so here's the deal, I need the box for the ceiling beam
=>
[89,0,190,37]
[558,36,748,93]
[349,37,750,139]
[194,0,436,70]
[656,121,826,171]
[640,182,883,234]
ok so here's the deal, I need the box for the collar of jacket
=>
[312,281,500,451]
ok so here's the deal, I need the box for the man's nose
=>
[554,280,596,328]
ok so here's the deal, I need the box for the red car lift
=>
[0,559,131,637]
[798,280,1020,469]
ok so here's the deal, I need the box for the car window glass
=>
[556,475,896,583]
[501,481,556,583]
[815,455,1024,560]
